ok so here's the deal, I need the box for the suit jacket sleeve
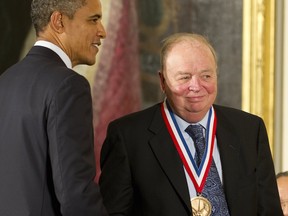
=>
[256,118,283,215]
[47,73,107,216]
[216,106,283,215]
[99,121,134,216]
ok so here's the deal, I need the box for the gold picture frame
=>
[242,0,275,154]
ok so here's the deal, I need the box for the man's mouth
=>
[93,42,101,48]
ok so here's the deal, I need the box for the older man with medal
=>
[160,33,227,215]
[99,33,283,216]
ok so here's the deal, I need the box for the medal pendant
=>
[191,196,212,216]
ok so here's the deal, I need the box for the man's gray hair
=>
[31,0,86,35]
[276,171,288,179]
[160,33,218,72]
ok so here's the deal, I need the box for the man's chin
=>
[187,104,210,114]
[83,58,96,66]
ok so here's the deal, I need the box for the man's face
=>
[160,40,217,123]
[61,0,106,67]
[277,176,288,216]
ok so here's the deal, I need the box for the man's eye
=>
[201,74,212,80]
[89,15,101,23]
[179,76,190,80]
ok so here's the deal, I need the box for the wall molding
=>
[242,0,275,154]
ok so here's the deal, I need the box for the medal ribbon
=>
[160,100,217,193]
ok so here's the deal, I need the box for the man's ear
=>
[158,71,165,93]
[49,11,64,33]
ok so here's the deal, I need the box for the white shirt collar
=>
[34,40,72,69]
[175,109,210,132]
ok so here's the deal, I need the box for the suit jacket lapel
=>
[148,104,191,213]
[215,106,241,207]
[147,104,243,213]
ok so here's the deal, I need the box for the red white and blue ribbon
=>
[161,100,217,193]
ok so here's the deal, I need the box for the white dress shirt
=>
[173,110,223,199]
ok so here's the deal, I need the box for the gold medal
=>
[191,196,212,216]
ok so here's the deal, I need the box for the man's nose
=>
[98,22,107,39]
[188,76,201,92]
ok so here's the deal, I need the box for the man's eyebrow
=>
[176,71,190,75]
[200,69,214,73]
[88,13,102,19]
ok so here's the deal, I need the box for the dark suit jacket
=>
[99,103,283,216]
[0,46,107,216]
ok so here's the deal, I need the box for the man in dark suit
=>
[0,0,107,215]
[99,33,283,215]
